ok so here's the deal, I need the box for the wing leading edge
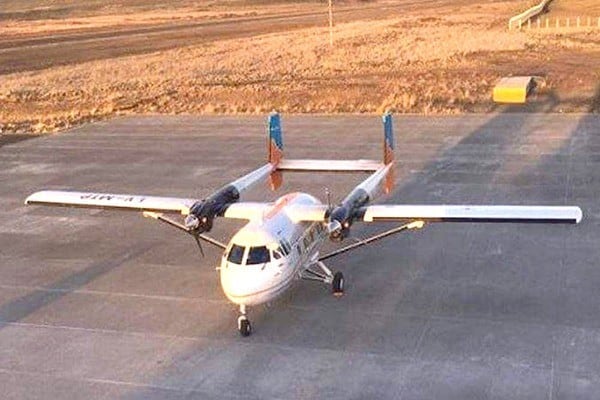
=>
[25,190,197,215]
[359,205,582,224]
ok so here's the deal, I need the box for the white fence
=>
[517,16,600,30]
[508,0,552,30]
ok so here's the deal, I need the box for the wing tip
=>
[24,190,46,205]
[574,207,583,224]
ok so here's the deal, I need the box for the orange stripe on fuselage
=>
[264,193,298,220]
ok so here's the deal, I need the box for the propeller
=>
[184,214,200,230]
[184,215,206,257]
[143,211,227,257]
[325,188,332,211]
[192,232,205,257]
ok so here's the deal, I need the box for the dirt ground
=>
[0,0,598,134]
[546,0,600,17]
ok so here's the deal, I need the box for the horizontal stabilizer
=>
[25,190,196,215]
[277,159,383,172]
[360,205,582,224]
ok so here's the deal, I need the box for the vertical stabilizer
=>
[268,112,284,190]
[382,112,395,194]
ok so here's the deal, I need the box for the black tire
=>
[239,318,252,337]
[332,271,344,295]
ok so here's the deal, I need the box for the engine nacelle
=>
[184,185,240,233]
[327,188,370,242]
[328,205,353,241]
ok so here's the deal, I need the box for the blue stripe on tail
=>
[268,112,284,189]
[382,112,394,166]
[382,112,394,152]
[269,112,283,151]
[382,112,395,193]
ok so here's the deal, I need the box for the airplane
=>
[25,112,583,337]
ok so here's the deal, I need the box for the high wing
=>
[359,205,583,224]
[223,202,329,222]
[25,112,583,257]
[316,204,582,261]
[222,202,272,221]
[25,161,277,234]
[25,190,197,215]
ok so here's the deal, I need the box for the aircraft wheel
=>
[332,271,344,296]
[238,316,252,337]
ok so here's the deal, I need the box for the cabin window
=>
[282,239,292,254]
[227,244,246,264]
[247,246,270,265]
[316,223,324,234]
[278,241,288,256]
[272,249,283,260]
[303,237,310,249]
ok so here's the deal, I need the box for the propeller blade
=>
[193,234,205,257]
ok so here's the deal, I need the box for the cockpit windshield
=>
[227,244,245,264]
[246,246,270,265]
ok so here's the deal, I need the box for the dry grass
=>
[0,2,320,37]
[0,0,598,134]
[547,0,600,17]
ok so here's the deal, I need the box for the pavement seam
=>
[1,317,585,372]
[0,368,248,399]
[0,283,227,304]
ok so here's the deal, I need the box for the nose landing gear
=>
[237,304,252,337]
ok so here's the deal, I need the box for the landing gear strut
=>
[302,261,344,297]
[237,304,252,337]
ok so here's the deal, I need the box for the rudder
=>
[382,112,395,194]
[268,112,284,190]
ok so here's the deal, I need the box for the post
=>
[537,18,540,29]
[567,17,570,28]
[556,17,559,28]
[577,17,580,28]
[528,19,531,29]
[546,17,549,29]
[588,17,591,27]
[328,0,333,47]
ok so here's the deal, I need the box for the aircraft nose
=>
[220,263,272,301]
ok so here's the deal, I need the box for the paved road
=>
[0,0,468,75]
[0,113,598,399]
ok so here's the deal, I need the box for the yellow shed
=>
[493,76,535,104]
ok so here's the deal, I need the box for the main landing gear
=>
[237,304,252,337]
[332,271,344,296]
[302,261,344,297]
[236,262,344,337]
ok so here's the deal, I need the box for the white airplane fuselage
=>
[220,192,327,306]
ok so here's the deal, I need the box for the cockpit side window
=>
[247,246,270,265]
[279,241,289,255]
[272,249,282,260]
[227,244,246,264]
